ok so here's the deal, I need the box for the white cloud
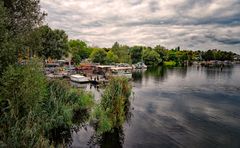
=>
[40,0,240,53]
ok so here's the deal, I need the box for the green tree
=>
[111,41,120,55]
[69,39,87,49]
[36,25,69,59]
[0,2,17,75]
[90,48,107,64]
[111,42,131,63]
[143,48,161,66]
[3,0,45,35]
[118,45,131,63]
[130,46,143,64]
[175,51,188,65]
[166,50,177,61]
[0,0,45,75]
[106,50,118,64]
[154,45,167,61]
[69,39,92,64]
[202,50,215,61]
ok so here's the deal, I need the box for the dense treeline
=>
[69,40,238,67]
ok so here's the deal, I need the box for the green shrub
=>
[0,59,94,147]
[92,77,132,134]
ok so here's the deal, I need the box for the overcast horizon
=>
[41,0,240,53]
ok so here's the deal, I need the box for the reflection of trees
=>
[205,67,233,79]
[132,70,144,82]
[143,66,188,81]
[88,127,125,148]
[49,125,72,146]
[124,98,133,124]
[174,67,187,78]
[50,109,91,147]
[144,66,168,81]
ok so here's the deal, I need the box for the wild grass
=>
[0,59,94,147]
[91,77,132,134]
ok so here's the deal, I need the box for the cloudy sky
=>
[40,0,240,53]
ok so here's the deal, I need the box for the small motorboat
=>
[110,67,133,79]
[70,74,89,83]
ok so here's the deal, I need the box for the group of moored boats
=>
[44,60,148,84]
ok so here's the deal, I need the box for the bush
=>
[0,59,94,147]
[92,77,132,134]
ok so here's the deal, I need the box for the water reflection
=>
[70,81,88,89]
[125,65,240,148]
[144,66,168,81]
[88,128,125,148]
[49,108,91,147]
[132,69,145,82]
[173,67,188,79]
[71,65,240,148]
[205,67,233,79]
[49,125,72,146]
[134,66,188,82]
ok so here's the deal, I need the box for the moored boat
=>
[133,62,147,69]
[70,74,89,83]
[110,67,132,79]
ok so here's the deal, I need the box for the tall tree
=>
[90,48,107,64]
[154,45,167,61]
[0,2,16,74]
[106,51,118,64]
[69,39,92,64]
[143,48,161,66]
[35,25,69,59]
[0,0,45,74]
[202,50,215,61]
[130,46,143,64]
[3,0,45,35]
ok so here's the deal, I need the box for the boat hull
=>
[70,75,89,83]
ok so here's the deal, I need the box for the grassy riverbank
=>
[0,59,94,147]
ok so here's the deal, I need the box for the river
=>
[71,65,240,148]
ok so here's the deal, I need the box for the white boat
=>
[70,74,89,83]
[70,81,88,88]
[110,67,132,79]
[133,62,147,69]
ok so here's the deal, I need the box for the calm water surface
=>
[71,65,240,148]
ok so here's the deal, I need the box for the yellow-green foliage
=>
[92,77,132,134]
[164,61,177,66]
